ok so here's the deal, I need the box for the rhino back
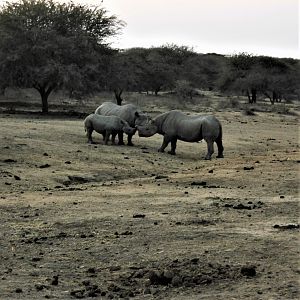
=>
[94,114,124,131]
[155,111,220,142]
[95,102,146,127]
[155,111,187,134]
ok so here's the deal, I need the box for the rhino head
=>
[136,119,158,137]
[134,111,149,127]
[122,121,137,135]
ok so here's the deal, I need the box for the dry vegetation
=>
[0,91,299,299]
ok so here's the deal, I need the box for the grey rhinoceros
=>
[136,110,224,160]
[84,113,136,145]
[95,102,149,146]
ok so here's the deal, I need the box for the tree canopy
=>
[0,0,124,112]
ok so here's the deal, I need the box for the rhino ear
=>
[135,111,140,118]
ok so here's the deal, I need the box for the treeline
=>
[0,0,299,113]
[106,47,300,105]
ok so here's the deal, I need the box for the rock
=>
[14,175,21,180]
[243,166,254,170]
[35,284,46,291]
[273,224,299,230]
[3,159,17,163]
[109,266,121,271]
[51,275,59,285]
[32,257,41,262]
[39,164,51,168]
[70,289,85,298]
[233,203,252,210]
[67,175,90,184]
[241,266,256,277]
[15,288,23,293]
[87,267,96,274]
[155,175,168,180]
[120,231,133,236]
[191,181,207,186]
[133,214,146,218]
[171,275,182,287]
[191,258,199,264]
[163,269,174,280]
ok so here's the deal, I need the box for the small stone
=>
[51,275,58,285]
[241,266,256,277]
[133,214,145,218]
[243,166,254,170]
[87,267,96,274]
[39,164,51,169]
[171,275,182,287]
[4,159,17,163]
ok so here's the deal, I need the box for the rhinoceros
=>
[136,110,224,160]
[84,113,136,145]
[95,102,149,146]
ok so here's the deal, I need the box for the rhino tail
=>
[217,123,222,142]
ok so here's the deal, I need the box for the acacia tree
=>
[0,0,123,113]
[219,53,299,104]
[107,48,148,105]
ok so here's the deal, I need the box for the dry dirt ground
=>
[0,105,299,299]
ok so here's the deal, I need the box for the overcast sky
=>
[93,0,300,58]
[1,0,299,58]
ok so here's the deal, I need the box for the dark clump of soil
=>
[191,181,207,186]
[39,163,51,168]
[273,224,299,230]
[241,265,257,277]
[3,158,17,163]
[66,258,246,298]
[107,258,244,298]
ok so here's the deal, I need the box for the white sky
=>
[1,0,299,58]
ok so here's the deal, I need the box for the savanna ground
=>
[0,90,299,299]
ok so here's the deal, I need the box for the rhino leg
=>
[216,135,224,158]
[158,135,171,153]
[168,138,177,155]
[86,128,94,144]
[205,139,214,160]
[127,134,134,146]
[216,137,224,158]
[101,133,106,141]
[118,132,125,145]
[104,130,111,145]
[111,133,117,145]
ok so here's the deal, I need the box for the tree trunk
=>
[34,83,55,114]
[251,89,257,103]
[41,92,49,113]
[246,89,252,103]
[263,92,272,102]
[114,89,123,106]
[0,85,6,96]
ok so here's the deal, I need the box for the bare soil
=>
[0,103,299,299]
